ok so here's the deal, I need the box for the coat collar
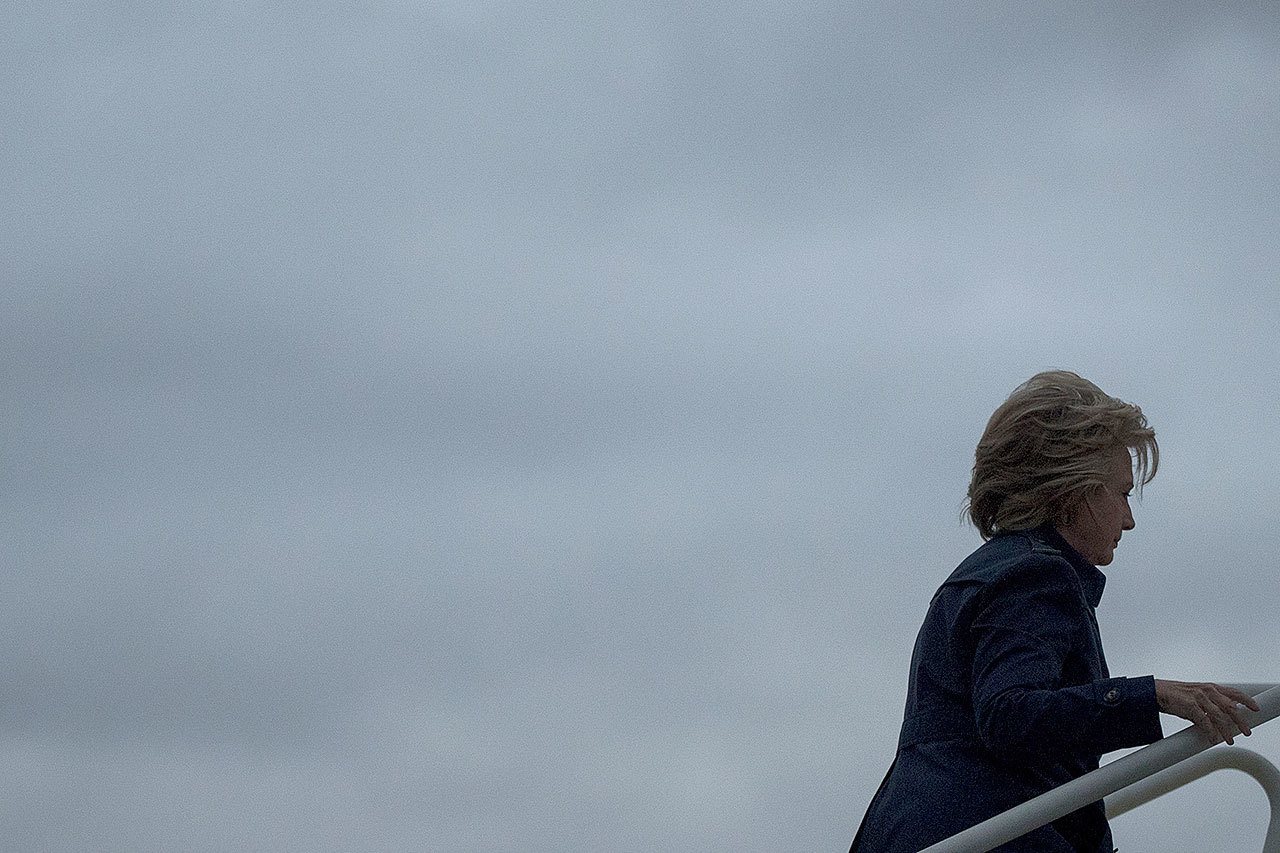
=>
[1035,523,1107,608]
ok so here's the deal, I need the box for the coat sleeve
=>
[969,556,1163,758]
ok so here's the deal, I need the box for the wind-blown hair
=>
[965,370,1158,540]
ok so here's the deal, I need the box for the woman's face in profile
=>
[1059,448,1136,566]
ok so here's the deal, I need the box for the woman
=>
[849,371,1260,852]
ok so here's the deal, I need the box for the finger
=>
[1219,686,1262,713]
[1213,686,1264,712]
[1214,695,1254,737]
[1193,702,1226,744]
[1208,686,1259,735]
[1206,703,1241,745]
[1207,711,1233,745]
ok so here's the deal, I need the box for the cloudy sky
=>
[4,2,1280,850]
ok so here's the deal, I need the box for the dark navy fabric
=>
[850,526,1163,852]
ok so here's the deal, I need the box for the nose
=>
[1122,501,1135,531]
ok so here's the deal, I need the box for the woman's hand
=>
[1154,680,1262,745]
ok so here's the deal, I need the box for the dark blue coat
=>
[850,526,1163,852]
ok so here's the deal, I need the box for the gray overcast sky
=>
[4,2,1279,850]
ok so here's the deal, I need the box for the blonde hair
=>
[965,370,1158,540]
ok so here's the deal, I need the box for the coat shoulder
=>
[942,532,1073,591]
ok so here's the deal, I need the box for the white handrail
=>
[1105,746,1280,852]
[918,683,1280,853]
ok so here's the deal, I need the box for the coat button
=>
[1104,688,1120,704]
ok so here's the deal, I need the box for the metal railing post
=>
[1105,747,1280,853]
